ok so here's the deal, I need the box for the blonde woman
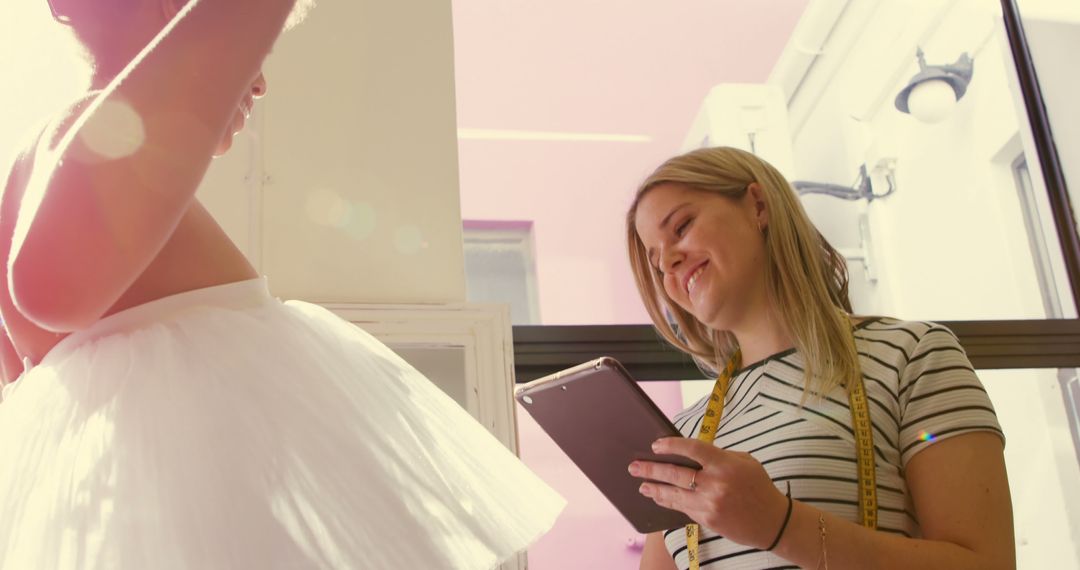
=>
[627,147,1014,569]
[0,0,562,567]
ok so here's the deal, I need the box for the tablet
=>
[515,357,700,533]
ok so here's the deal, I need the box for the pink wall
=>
[452,1,808,567]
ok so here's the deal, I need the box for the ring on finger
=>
[689,469,699,491]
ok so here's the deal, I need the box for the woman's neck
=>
[731,310,794,367]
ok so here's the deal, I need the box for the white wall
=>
[198,0,467,305]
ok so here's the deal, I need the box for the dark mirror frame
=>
[512,0,1080,383]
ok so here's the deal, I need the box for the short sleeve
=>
[897,325,1004,467]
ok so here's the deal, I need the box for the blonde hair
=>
[626,146,859,400]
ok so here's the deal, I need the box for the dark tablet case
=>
[516,357,700,533]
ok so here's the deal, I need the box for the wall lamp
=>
[791,160,898,284]
[792,161,896,202]
[894,47,975,124]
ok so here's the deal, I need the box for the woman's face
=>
[213,71,268,156]
[633,182,770,332]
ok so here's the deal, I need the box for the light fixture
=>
[894,48,974,124]
[792,159,898,284]
[792,160,896,202]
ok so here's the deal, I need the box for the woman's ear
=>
[747,182,769,231]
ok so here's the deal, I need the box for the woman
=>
[0,0,563,568]
[627,147,1013,569]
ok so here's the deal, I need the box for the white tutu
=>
[0,278,564,569]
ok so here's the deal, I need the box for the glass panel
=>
[463,224,541,325]
[1014,0,1080,253]
[982,368,1080,568]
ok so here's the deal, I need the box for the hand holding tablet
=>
[516,357,700,533]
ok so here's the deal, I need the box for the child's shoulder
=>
[1,125,46,208]
[2,96,96,207]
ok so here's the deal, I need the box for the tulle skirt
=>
[0,278,563,569]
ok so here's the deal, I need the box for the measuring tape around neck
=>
[685,331,877,569]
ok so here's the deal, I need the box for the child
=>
[0,1,563,568]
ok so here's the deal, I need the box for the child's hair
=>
[50,0,317,34]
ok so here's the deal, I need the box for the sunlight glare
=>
[0,3,90,163]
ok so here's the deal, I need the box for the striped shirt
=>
[662,317,1004,569]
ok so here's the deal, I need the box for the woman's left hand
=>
[629,437,789,550]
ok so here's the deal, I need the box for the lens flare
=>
[79,99,145,160]
[304,188,349,228]
[394,225,426,255]
[344,201,377,241]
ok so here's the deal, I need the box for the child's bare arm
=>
[9,0,298,332]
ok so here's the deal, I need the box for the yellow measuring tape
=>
[686,331,877,569]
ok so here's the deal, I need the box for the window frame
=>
[462,221,542,326]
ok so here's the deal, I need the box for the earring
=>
[159,0,181,19]
[47,0,72,24]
